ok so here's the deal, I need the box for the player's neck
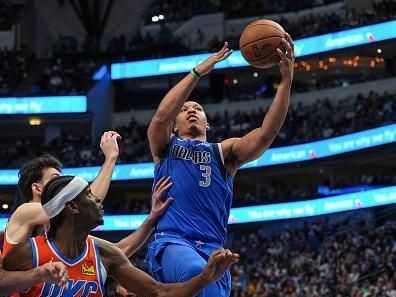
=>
[179,132,207,142]
[53,223,89,259]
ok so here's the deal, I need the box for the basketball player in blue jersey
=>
[145,34,294,297]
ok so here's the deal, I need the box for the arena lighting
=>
[0,184,394,231]
[110,20,396,79]
[0,123,396,185]
[28,118,42,126]
[0,96,87,114]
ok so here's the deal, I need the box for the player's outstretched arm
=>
[6,202,49,244]
[148,42,233,163]
[90,131,121,202]
[102,240,239,297]
[221,33,295,175]
[2,243,68,295]
[114,176,173,257]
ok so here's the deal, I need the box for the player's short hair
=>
[41,175,75,239]
[18,155,63,201]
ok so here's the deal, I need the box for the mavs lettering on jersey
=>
[155,136,233,245]
[40,280,98,297]
[171,144,211,164]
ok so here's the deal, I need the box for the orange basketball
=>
[239,19,286,68]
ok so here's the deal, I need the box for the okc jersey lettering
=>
[40,280,98,297]
[171,144,211,164]
[23,236,105,297]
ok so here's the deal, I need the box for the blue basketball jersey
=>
[154,136,233,245]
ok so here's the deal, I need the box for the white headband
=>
[42,176,88,219]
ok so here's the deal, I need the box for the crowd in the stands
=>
[48,0,396,62]
[104,212,396,297]
[0,46,35,96]
[1,89,395,170]
[1,0,395,94]
[103,0,396,60]
[227,215,396,297]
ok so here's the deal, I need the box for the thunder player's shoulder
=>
[89,236,127,266]
[3,239,32,270]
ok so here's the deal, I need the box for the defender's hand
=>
[195,42,233,76]
[148,176,174,221]
[201,249,239,283]
[100,131,121,161]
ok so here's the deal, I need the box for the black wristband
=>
[192,67,201,79]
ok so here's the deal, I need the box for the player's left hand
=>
[38,261,69,286]
[100,131,122,161]
[201,248,239,283]
[195,42,233,76]
[277,32,295,82]
[148,176,174,221]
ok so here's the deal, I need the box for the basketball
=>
[239,19,286,68]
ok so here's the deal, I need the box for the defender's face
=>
[41,168,61,186]
[78,187,104,229]
[174,101,209,135]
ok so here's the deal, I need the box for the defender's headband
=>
[42,176,88,218]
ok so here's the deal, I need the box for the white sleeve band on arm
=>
[42,176,88,218]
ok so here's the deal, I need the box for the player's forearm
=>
[259,78,291,139]
[155,273,208,297]
[0,268,42,295]
[150,74,199,126]
[90,157,117,201]
[115,216,156,258]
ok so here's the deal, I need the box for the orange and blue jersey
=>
[3,224,47,256]
[22,235,107,297]
[3,227,19,256]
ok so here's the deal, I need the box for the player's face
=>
[32,167,61,201]
[174,101,209,136]
[78,187,104,230]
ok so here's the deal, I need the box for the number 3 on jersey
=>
[199,165,211,187]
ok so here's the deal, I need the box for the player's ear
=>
[206,122,210,130]
[31,183,43,198]
[65,201,79,214]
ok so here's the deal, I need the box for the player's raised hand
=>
[277,32,295,82]
[148,176,174,221]
[100,131,122,161]
[37,261,69,286]
[195,42,233,76]
[201,248,239,283]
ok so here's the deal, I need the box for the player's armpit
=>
[222,128,276,174]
